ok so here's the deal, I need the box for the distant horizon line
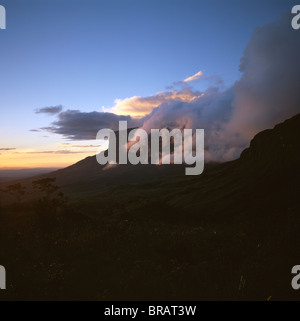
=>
[0,166,64,171]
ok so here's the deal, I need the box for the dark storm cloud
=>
[42,110,142,140]
[35,105,63,115]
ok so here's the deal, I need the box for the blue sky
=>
[0,0,298,167]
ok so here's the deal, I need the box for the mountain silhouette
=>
[159,113,300,213]
[22,113,299,198]
[240,113,300,166]
[1,113,300,301]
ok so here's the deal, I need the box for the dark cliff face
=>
[240,113,300,168]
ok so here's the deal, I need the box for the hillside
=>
[0,114,299,300]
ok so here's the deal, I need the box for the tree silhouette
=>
[4,183,26,203]
[32,177,68,211]
[32,178,59,201]
[32,178,69,234]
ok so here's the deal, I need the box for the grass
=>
[0,159,299,301]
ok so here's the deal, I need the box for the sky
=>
[0,0,299,168]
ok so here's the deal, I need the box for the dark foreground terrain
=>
[0,114,299,300]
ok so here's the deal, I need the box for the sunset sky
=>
[0,0,298,168]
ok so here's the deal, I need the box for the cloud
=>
[141,87,241,161]
[58,143,101,148]
[35,105,63,115]
[29,129,41,132]
[184,71,204,82]
[0,148,16,151]
[108,89,203,117]
[44,90,202,140]
[228,12,300,139]
[29,150,86,154]
[141,14,300,161]
[41,110,142,140]
[40,14,300,161]
[142,88,233,132]
[71,145,101,148]
[13,150,87,155]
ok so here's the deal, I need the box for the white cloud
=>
[184,71,204,82]
[108,89,203,117]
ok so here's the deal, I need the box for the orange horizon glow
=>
[0,150,98,169]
